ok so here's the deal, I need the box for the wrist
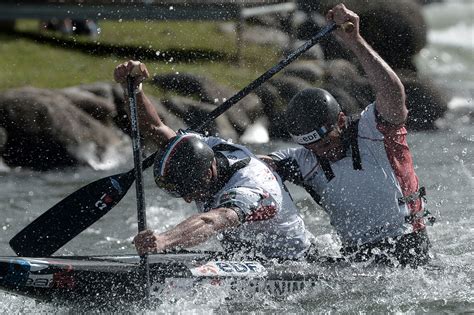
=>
[346,35,367,53]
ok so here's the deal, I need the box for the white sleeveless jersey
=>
[194,135,311,259]
[270,104,423,247]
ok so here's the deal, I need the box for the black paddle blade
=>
[9,170,136,257]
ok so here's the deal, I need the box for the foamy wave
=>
[0,158,10,173]
[240,119,270,144]
[69,140,131,171]
[428,22,474,49]
[448,96,474,111]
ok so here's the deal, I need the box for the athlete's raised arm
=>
[114,60,176,149]
[327,4,407,125]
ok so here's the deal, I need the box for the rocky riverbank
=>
[0,0,449,170]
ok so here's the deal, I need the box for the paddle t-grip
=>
[130,62,149,78]
[340,21,355,33]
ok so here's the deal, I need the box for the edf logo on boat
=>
[190,261,267,277]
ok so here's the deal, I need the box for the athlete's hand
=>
[133,229,163,255]
[113,60,150,95]
[326,4,360,45]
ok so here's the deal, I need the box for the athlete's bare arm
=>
[327,4,407,125]
[114,60,176,149]
[133,208,240,255]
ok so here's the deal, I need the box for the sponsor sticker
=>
[151,277,317,298]
[110,177,123,194]
[245,279,315,296]
[150,277,193,298]
[189,261,267,277]
[0,259,31,286]
[25,274,54,288]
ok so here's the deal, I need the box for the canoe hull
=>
[0,253,328,306]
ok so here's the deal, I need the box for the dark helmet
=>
[286,88,341,145]
[153,134,214,198]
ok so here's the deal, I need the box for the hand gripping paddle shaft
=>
[9,22,352,257]
[127,72,151,302]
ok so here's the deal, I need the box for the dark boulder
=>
[152,72,263,133]
[74,82,119,103]
[242,25,290,49]
[282,60,325,84]
[399,72,449,130]
[268,75,313,103]
[0,126,6,152]
[316,0,427,71]
[152,72,211,99]
[60,87,116,124]
[254,83,288,138]
[161,96,238,140]
[324,59,375,109]
[0,87,123,170]
[295,11,354,62]
[111,92,187,147]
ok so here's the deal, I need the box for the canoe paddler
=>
[260,4,432,267]
[114,61,314,261]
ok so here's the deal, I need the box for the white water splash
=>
[69,139,131,171]
[240,120,270,144]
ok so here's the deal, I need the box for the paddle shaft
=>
[127,79,147,232]
[127,76,151,301]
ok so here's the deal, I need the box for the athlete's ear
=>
[337,112,346,129]
[206,167,212,179]
[207,158,217,179]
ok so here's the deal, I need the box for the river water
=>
[1,0,473,313]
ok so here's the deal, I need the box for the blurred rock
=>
[324,59,375,109]
[152,72,263,133]
[268,75,313,103]
[0,126,6,152]
[242,25,290,49]
[76,82,120,103]
[265,76,312,139]
[254,83,288,138]
[161,96,238,140]
[282,60,325,84]
[316,0,427,71]
[0,87,122,170]
[60,87,116,124]
[399,71,449,130]
[112,92,187,149]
